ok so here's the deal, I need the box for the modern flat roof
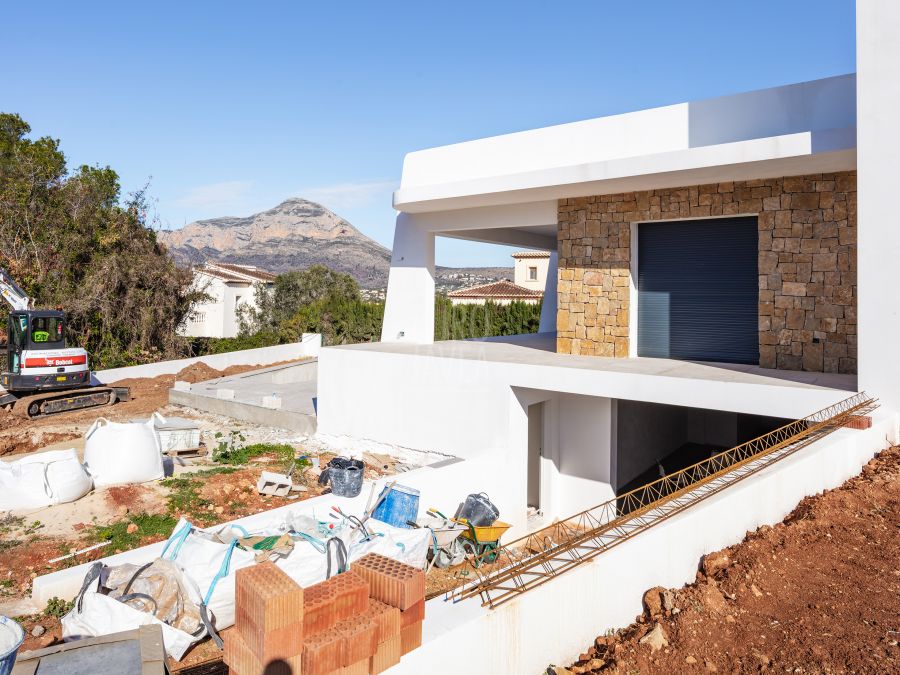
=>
[395,74,857,213]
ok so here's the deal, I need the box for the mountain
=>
[160,198,512,290]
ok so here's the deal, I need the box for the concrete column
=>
[380,213,435,343]
[858,0,900,414]
[538,251,558,334]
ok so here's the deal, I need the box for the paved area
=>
[169,361,318,433]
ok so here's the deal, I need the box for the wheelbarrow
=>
[416,510,468,571]
[456,518,511,567]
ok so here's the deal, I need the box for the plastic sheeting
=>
[0,448,93,511]
[84,416,164,488]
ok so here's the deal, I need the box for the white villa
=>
[317,3,899,543]
[180,262,276,339]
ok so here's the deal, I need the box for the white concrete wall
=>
[538,252,558,334]
[395,409,897,675]
[381,214,435,344]
[93,334,322,384]
[858,0,900,413]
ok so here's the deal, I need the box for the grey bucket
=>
[318,457,364,498]
[457,492,499,527]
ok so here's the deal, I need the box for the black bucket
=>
[457,492,499,527]
[318,457,364,498]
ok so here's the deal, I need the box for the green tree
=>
[0,113,203,367]
[239,264,361,335]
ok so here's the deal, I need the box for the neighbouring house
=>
[447,251,550,305]
[179,262,276,338]
[447,279,542,305]
[512,250,551,291]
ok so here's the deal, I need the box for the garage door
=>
[637,217,758,364]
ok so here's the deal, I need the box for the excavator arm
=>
[0,268,31,311]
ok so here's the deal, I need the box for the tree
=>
[0,113,203,367]
[238,265,362,335]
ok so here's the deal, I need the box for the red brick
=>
[329,569,370,621]
[303,581,337,637]
[336,614,378,666]
[843,415,872,430]
[399,598,424,629]
[235,562,304,661]
[339,657,369,675]
[302,630,344,675]
[359,599,400,643]
[352,554,425,611]
[369,634,401,674]
[224,628,303,675]
[400,621,422,656]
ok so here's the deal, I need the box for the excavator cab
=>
[6,311,66,374]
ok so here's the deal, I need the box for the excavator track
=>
[10,386,130,419]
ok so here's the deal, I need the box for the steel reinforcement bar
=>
[451,392,878,609]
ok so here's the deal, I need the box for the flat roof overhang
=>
[395,128,856,214]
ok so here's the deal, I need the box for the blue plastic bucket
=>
[371,484,420,529]
[0,616,24,675]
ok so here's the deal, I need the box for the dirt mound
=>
[0,431,80,457]
[562,445,900,674]
[175,362,224,383]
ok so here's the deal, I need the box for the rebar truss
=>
[450,391,878,609]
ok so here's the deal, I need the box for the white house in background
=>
[447,250,550,306]
[180,263,276,338]
[512,250,551,291]
[317,0,900,551]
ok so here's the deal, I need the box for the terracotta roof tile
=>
[511,251,552,259]
[201,263,276,283]
[447,280,543,299]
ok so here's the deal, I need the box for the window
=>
[30,316,64,345]
[528,266,538,281]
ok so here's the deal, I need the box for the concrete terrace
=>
[329,332,857,420]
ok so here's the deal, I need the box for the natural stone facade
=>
[557,171,857,373]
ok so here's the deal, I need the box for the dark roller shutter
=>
[637,217,758,364]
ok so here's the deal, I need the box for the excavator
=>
[0,268,129,418]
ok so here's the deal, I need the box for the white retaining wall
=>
[92,334,322,384]
[401,408,898,675]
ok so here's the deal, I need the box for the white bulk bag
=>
[62,560,204,660]
[84,416,164,487]
[0,448,93,511]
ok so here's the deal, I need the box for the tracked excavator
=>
[0,268,129,418]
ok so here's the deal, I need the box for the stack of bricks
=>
[225,562,304,675]
[352,553,426,660]
[226,556,424,675]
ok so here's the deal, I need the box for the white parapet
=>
[216,389,235,401]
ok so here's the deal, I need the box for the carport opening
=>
[614,399,790,496]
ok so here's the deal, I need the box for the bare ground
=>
[556,445,900,675]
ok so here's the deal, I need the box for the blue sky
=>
[1,1,855,267]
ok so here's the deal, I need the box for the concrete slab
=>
[169,361,317,433]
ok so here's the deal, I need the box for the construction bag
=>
[0,448,92,511]
[84,416,164,487]
[62,558,206,660]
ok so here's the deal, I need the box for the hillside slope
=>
[160,198,512,290]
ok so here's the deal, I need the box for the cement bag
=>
[84,416,164,487]
[62,560,203,660]
[0,448,92,510]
